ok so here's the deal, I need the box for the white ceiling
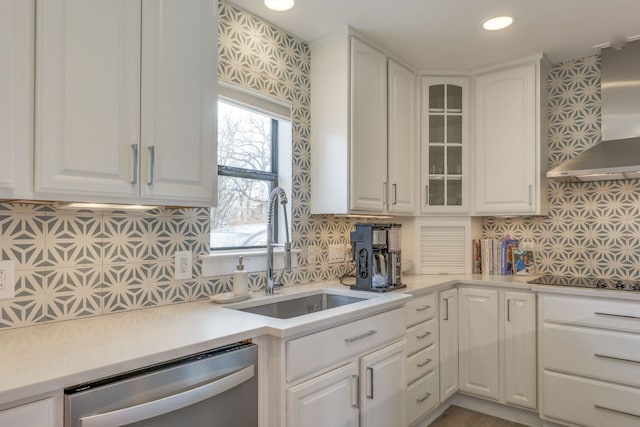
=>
[227,0,640,72]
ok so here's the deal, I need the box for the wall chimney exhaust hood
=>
[547,39,640,182]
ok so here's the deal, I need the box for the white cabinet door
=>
[458,287,500,400]
[360,339,406,427]
[474,60,547,215]
[350,37,387,212]
[35,0,141,201]
[140,0,216,206]
[504,291,536,409]
[439,288,458,402]
[387,59,416,214]
[0,397,57,427]
[0,0,33,199]
[287,363,359,427]
[420,77,469,213]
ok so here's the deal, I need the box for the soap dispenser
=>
[233,256,248,296]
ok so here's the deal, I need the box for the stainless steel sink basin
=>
[235,292,368,319]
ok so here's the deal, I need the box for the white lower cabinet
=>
[540,293,640,426]
[285,308,407,427]
[458,287,536,409]
[0,397,58,427]
[439,288,458,402]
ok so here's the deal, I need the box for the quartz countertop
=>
[2,272,638,408]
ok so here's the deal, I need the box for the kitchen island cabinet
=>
[0,396,59,427]
[35,0,217,207]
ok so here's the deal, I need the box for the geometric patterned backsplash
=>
[0,3,354,330]
[484,55,640,280]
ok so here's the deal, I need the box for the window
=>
[211,85,291,250]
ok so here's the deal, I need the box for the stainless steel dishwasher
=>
[65,342,257,427]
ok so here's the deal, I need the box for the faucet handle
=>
[284,242,292,271]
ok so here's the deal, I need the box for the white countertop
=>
[1,273,638,408]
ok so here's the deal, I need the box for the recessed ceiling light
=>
[264,0,295,12]
[482,16,514,31]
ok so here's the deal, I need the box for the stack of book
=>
[472,238,518,275]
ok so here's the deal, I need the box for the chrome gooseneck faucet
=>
[266,187,291,295]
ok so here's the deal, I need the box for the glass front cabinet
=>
[420,77,469,213]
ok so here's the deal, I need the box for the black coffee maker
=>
[350,223,405,292]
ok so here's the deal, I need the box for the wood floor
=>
[428,406,527,427]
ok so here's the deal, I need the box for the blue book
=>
[500,239,519,275]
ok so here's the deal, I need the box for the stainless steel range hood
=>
[547,40,640,182]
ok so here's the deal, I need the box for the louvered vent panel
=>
[419,225,466,274]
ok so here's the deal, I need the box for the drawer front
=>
[543,371,640,427]
[543,323,640,387]
[406,369,438,426]
[406,343,437,384]
[406,318,437,356]
[406,293,436,327]
[542,294,640,333]
[287,308,405,382]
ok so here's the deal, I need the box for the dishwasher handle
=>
[79,365,255,427]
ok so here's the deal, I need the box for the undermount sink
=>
[233,291,368,319]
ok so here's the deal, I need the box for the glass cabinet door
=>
[421,77,468,212]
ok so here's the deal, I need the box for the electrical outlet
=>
[328,244,345,263]
[174,251,192,280]
[307,245,320,265]
[0,260,15,300]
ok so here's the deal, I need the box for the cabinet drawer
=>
[542,294,640,333]
[406,369,438,426]
[406,343,437,384]
[543,323,640,387]
[406,293,436,327]
[406,318,437,356]
[287,308,405,382]
[543,371,640,427]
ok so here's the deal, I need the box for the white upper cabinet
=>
[0,0,34,199]
[311,33,417,215]
[420,77,469,214]
[473,56,549,215]
[349,37,388,212]
[35,0,217,207]
[387,59,417,214]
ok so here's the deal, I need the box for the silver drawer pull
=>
[594,403,640,418]
[416,392,432,403]
[344,330,377,343]
[595,353,640,365]
[594,312,640,320]
[417,358,432,368]
[416,305,431,312]
[416,332,431,339]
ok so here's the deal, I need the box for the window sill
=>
[201,248,301,277]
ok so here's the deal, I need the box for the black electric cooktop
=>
[528,275,640,292]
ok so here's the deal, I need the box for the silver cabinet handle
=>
[594,312,640,320]
[425,185,429,206]
[416,305,431,312]
[147,146,156,185]
[443,298,449,321]
[382,182,387,205]
[416,331,431,339]
[366,367,374,399]
[392,183,397,205]
[417,358,432,368]
[595,353,640,364]
[507,299,511,322]
[130,144,139,185]
[594,403,640,418]
[416,392,432,403]
[79,365,254,427]
[344,330,377,343]
[351,375,359,408]
[528,184,532,205]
